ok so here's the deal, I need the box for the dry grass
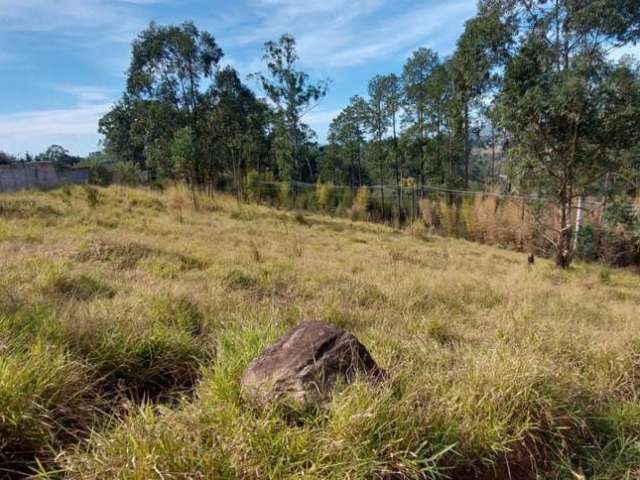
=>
[0,185,639,479]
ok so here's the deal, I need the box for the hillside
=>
[1,185,640,479]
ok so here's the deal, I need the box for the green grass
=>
[0,184,639,479]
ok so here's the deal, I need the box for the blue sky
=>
[0,0,482,156]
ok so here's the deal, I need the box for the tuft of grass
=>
[248,240,264,263]
[224,269,259,290]
[599,267,612,284]
[425,317,457,345]
[77,239,206,272]
[44,270,116,301]
[294,211,308,225]
[0,342,98,475]
[0,198,61,219]
[83,186,100,209]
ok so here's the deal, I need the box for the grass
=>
[0,184,639,478]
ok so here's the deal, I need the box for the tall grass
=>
[0,185,639,478]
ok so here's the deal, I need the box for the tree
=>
[102,21,223,184]
[402,48,440,189]
[127,22,222,119]
[257,34,329,183]
[367,75,391,218]
[493,0,640,267]
[327,95,369,187]
[98,95,142,167]
[449,9,512,188]
[381,74,403,223]
[35,145,81,166]
[0,151,18,164]
[208,67,268,200]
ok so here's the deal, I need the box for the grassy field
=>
[1,184,639,479]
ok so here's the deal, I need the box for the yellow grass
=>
[1,185,639,479]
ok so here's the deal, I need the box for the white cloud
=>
[0,0,148,44]
[225,0,384,48]
[0,104,111,156]
[220,0,475,71]
[50,84,116,104]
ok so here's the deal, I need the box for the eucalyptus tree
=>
[102,21,223,183]
[98,95,146,169]
[449,9,513,188]
[208,67,269,200]
[257,34,329,183]
[402,48,440,188]
[126,22,223,122]
[490,0,640,267]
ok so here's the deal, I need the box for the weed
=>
[84,186,100,209]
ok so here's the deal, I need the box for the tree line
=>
[2,1,640,268]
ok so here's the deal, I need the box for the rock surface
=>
[241,321,383,408]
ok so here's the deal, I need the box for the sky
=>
[0,0,482,156]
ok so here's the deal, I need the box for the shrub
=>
[114,162,143,186]
[315,182,335,211]
[88,162,113,186]
[278,182,292,209]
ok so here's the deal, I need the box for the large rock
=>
[241,321,383,409]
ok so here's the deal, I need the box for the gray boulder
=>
[241,321,383,409]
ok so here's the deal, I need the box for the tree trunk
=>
[556,193,572,268]
[379,141,385,221]
[357,142,363,187]
[393,114,401,227]
[573,195,583,252]
[464,101,470,189]
[490,127,496,179]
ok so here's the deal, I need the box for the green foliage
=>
[88,162,113,186]
[35,144,82,167]
[258,34,329,182]
[0,343,96,472]
[0,150,18,164]
[278,181,291,208]
[114,161,142,186]
[170,127,197,180]
[314,182,335,211]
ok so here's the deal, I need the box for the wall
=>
[0,162,89,192]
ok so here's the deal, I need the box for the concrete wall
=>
[0,162,89,192]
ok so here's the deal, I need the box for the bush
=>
[278,181,292,209]
[88,162,113,186]
[114,162,143,186]
[315,182,335,211]
[338,188,354,215]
